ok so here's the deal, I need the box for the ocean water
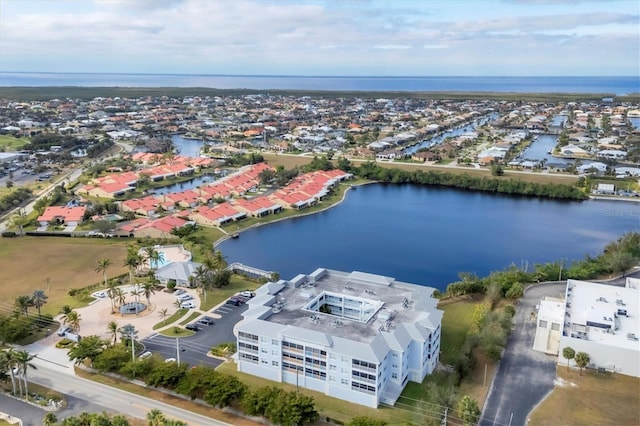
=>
[0,72,637,94]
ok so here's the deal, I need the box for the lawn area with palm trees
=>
[0,237,128,315]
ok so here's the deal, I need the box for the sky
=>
[0,0,638,76]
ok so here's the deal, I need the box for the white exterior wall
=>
[559,336,640,377]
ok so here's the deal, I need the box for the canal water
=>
[518,134,571,164]
[405,113,499,155]
[218,183,639,290]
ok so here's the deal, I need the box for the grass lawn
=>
[199,275,262,312]
[437,295,484,365]
[0,237,129,316]
[152,308,188,330]
[0,134,28,151]
[178,312,200,325]
[158,327,195,338]
[528,366,640,426]
[0,420,10,426]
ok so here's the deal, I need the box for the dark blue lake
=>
[217,184,639,290]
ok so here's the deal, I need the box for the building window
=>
[341,378,349,385]
[392,373,398,379]
[272,361,279,367]
[272,339,279,345]
[539,320,548,328]
[551,323,560,331]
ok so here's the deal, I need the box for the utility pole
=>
[483,364,488,387]
[177,338,180,364]
[130,332,135,362]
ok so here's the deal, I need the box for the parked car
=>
[239,291,255,298]
[198,317,215,326]
[185,323,200,331]
[165,357,177,363]
[92,291,107,298]
[138,351,152,359]
[177,294,193,302]
[226,297,240,306]
[181,301,196,309]
[57,326,72,337]
[174,289,186,295]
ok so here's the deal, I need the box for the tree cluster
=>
[76,342,318,426]
[355,161,587,200]
[445,232,640,298]
[0,187,32,215]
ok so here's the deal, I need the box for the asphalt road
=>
[142,302,247,368]
[27,361,233,426]
[478,270,640,426]
[0,393,46,426]
[480,282,566,426]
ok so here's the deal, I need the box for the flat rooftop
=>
[565,279,640,350]
[253,269,439,344]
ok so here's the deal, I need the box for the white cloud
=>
[0,0,637,75]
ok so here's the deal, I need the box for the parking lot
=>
[141,299,248,368]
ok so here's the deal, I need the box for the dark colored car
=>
[226,297,241,306]
[198,317,215,326]
[185,323,200,331]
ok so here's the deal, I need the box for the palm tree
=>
[60,305,73,325]
[562,346,575,369]
[159,308,169,325]
[107,281,118,314]
[15,295,32,317]
[43,412,58,426]
[66,310,81,333]
[575,352,590,376]
[13,349,37,399]
[0,350,18,396]
[11,208,28,236]
[95,258,111,287]
[142,281,156,306]
[173,299,182,310]
[212,249,228,271]
[114,287,126,309]
[143,246,164,271]
[107,321,119,346]
[124,250,142,284]
[194,265,209,302]
[146,408,166,426]
[31,289,48,317]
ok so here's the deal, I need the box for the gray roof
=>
[154,261,202,282]
[239,268,443,359]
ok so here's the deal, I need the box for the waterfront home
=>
[236,268,443,408]
[121,196,158,217]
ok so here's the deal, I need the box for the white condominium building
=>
[236,268,443,408]
[558,278,640,377]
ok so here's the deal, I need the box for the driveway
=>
[480,282,566,426]
[142,301,248,368]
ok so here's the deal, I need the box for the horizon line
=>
[0,71,636,79]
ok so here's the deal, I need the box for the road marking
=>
[148,333,159,339]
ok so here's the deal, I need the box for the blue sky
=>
[1,0,638,76]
